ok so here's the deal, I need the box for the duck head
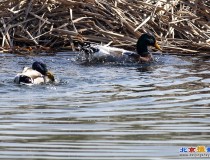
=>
[136,33,162,57]
[32,61,55,82]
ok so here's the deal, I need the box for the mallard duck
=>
[14,61,55,85]
[79,33,162,63]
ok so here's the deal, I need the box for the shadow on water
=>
[1,52,210,160]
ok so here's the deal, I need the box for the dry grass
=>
[0,0,210,55]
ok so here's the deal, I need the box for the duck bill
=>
[46,71,55,82]
[154,41,162,51]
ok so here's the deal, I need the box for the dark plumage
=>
[18,75,33,84]
[136,33,161,57]
[32,61,48,76]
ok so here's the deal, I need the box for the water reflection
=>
[0,53,210,159]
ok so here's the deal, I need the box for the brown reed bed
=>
[0,0,210,55]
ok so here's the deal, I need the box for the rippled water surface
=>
[1,52,210,159]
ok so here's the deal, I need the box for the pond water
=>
[0,52,210,159]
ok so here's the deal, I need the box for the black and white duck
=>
[79,33,162,63]
[14,61,55,85]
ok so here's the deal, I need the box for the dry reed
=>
[0,0,210,55]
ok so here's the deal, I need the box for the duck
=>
[14,61,55,85]
[79,33,162,63]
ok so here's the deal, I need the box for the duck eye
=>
[146,38,155,45]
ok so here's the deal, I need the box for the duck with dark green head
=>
[136,33,162,62]
[79,32,162,63]
[14,61,55,85]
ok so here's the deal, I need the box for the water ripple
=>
[0,54,210,159]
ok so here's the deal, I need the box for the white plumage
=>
[14,62,55,85]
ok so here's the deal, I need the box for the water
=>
[1,52,210,159]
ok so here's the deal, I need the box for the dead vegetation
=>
[0,0,210,55]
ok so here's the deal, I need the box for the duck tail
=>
[78,42,98,55]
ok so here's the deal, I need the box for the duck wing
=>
[33,77,45,84]
[91,45,129,58]
[22,67,43,79]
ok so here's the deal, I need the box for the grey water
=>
[1,52,210,160]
